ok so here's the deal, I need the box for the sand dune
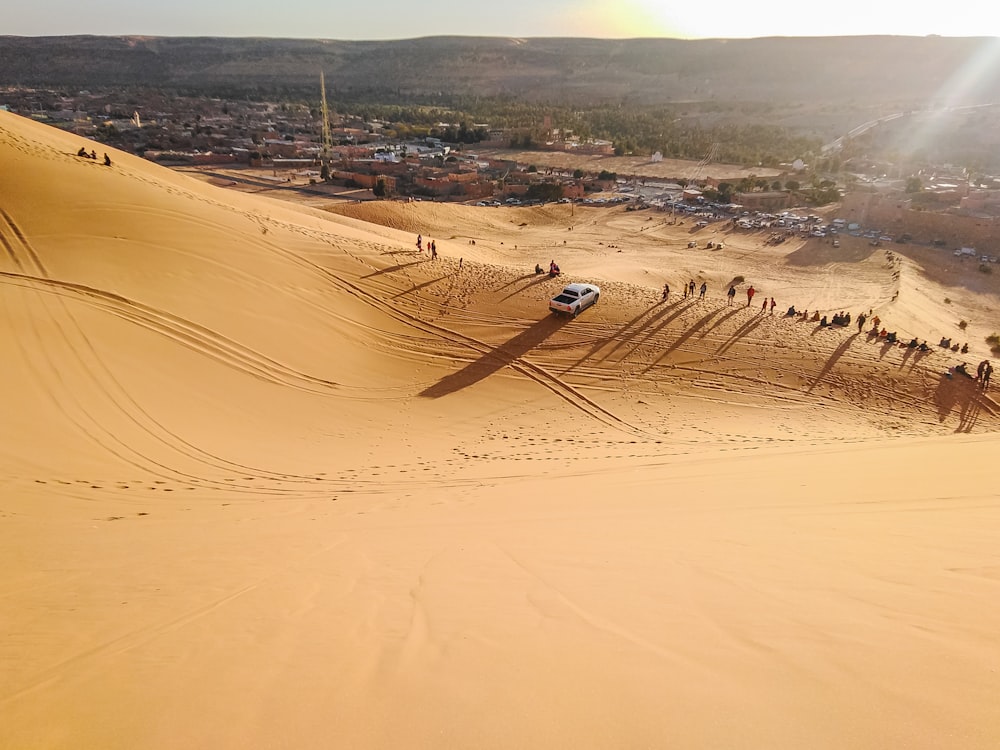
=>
[2,110,999,749]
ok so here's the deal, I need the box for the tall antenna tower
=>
[320,71,333,166]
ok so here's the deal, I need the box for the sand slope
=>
[2,111,999,749]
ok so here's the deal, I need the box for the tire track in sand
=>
[237,233,649,437]
[0,212,354,491]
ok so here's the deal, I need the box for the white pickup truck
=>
[549,283,600,317]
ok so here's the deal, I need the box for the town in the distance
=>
[4,82,1000,264]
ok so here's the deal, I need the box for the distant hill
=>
[3,35,1000,109]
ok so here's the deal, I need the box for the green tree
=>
[526,183,564,201]
[373,177,388,198]
[573,168,585,179]
[785,180,800,191]
[905,176,922,193]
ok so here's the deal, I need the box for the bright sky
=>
[6,0,999,39]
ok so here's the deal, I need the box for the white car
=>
[549,283,600,317]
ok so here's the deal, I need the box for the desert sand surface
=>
[2,110,999,749]
[473,148,785,182]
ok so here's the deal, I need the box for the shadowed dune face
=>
[2,111,1000,750]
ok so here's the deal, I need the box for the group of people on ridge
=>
[77,146,111,166]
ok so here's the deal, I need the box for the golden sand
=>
[2,111,998,749]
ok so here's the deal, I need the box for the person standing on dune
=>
[746,285,755,307]
[688,280,695,299]
[727,286,736,305]
[699,281,707,300]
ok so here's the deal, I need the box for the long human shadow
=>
[617,300,697,361]
[393,274,450,299]
[715,312,766,356]
[898,345,917,369]
[496,272,538,292]
[420,315,567,398]
[699,306,742,337]
[808,332,859,392]
[902,348,932,373]
[499,274,554,302]
[561,300,668,373]
[361,259,424,279]
[878,338,898,359]
[641,307,724,373]
[935,373,990,432]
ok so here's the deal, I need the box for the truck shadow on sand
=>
[807,332,858,393]
[420,315,568,398]
[499,274,556,303]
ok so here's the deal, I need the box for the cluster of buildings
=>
[0,87,613,202]
[6,87,1000,249]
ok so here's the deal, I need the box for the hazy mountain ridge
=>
[3,35,1000,107]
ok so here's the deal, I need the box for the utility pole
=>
[320,71,333,170]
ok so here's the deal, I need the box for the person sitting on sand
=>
[886,331,898,344]
[103,153,111,166]
[961,343,969,354]
[954,362,971,378]
[879,328,888,338]
[908,338,919,348]
[820,315,828,327]
[940,337,951,348]
[811,311,820,322]
[918,341,930,351]
[535,263,543,275]
[786,305,796,317]
[77,147,88,157]
[90,150,97,160]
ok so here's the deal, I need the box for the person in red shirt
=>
[746,285,755,307]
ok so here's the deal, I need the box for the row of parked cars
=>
[953,248,1000,263]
